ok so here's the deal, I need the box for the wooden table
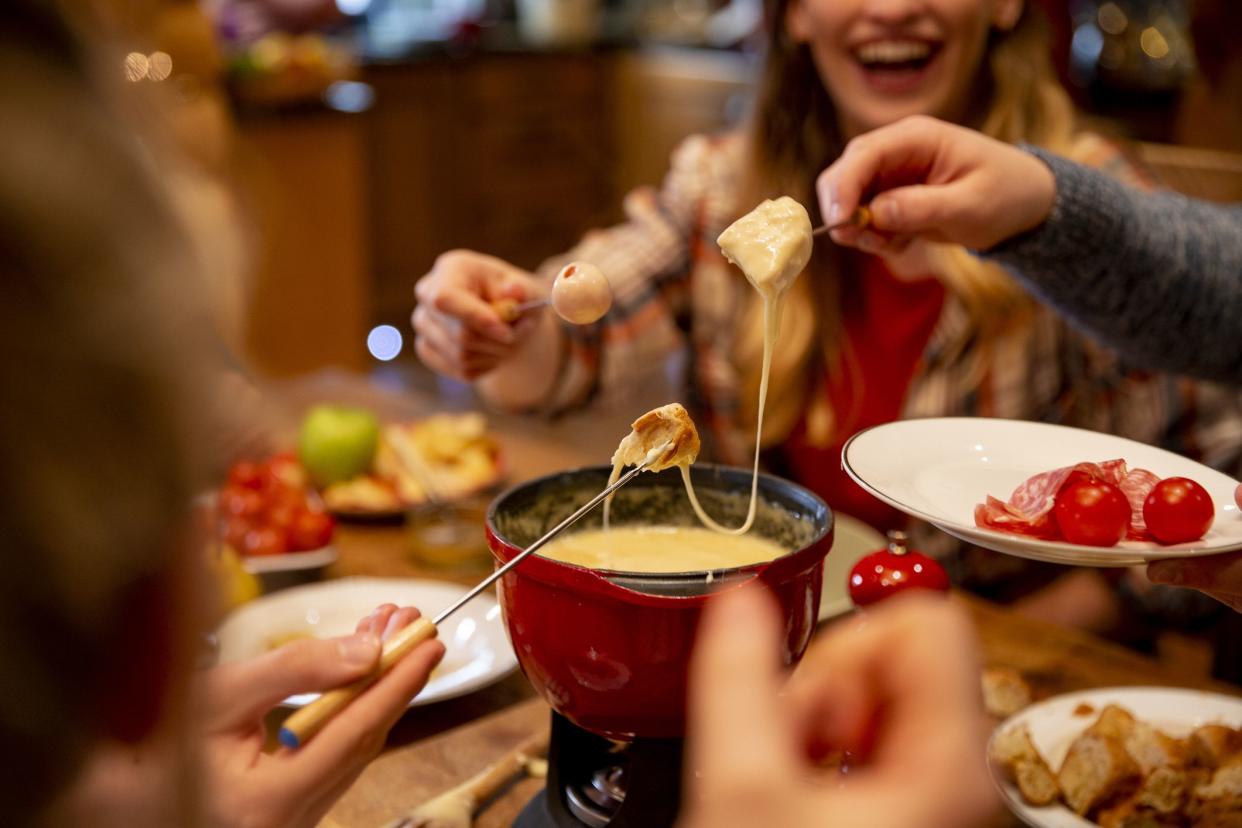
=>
[268,373,1239,827]
[317,588,1239,828]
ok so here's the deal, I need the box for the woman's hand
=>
[199,604,445,828]
[817,115,1056,254]
[1148,553,1242,612]
[679,589,997,828]
[411,250,545,381]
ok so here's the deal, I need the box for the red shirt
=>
[782,255,945,532]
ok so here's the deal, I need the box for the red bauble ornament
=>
[848,530,950,607]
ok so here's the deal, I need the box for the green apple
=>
[297,405,379,487]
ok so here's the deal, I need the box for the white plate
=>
[215,577,517,707]
[819,513,885,620]
[989,686,1242,828]
[240,545,338,573]
[843,418,1242,566]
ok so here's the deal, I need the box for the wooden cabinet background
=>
[365,52,619,329]
[236,48,753,373]
[238,109,372,375]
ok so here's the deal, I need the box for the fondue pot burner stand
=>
[514,713,683,828]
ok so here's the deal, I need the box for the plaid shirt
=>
[538,132,1242,502]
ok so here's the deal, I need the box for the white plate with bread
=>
[988,686,1242,827]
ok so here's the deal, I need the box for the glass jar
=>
[405,495,492,576]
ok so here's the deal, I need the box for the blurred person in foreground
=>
[679,590,996,828]
[0,5,443,826]
[412,0,1242,640]
[816,115,1242,617]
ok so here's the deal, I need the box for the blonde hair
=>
[736,4,1080,447]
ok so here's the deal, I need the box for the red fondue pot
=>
[486,464,833,740]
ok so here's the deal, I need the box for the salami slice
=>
[975,459,1162,544]
[1118,468,1161,540]
[974,495,1059,540]
[1006,461,1113,521]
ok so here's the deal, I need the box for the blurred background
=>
[128,0,1242,387]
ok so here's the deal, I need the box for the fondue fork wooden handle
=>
[278,617,438,749]
[491,297,548,323]
[277,456,660,750]
[382,733,549,828]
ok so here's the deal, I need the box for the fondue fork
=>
[277,449,668,750]
[811,205,871,238]
[381,733,549,828]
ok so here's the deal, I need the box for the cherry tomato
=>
[265,452,309,491]
[288,509,334,551]
[264,486,305,511]
[242,526,288,556]
[228,460,265,491]
[1061,469,1096,490]
[848,531,950,607]
[266,502,298,534]
[1053,480,1130,546]
[220,486,264,520]
[222,518,253,550]
[1143,477,1214,544]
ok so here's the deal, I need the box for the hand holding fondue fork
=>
[412,253,611,389]
[277,442,671,750]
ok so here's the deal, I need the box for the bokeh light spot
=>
[367,325,403,361]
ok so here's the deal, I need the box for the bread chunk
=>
[1191,726,1242,770]
[991,723,1041,768]
[1137,767,1189,814]
[1125,721,1190,775]
[1016,759,1061,806]
[982,667,1033,719]
[716,196,812,296]
[1059,732,1141,815]
[990,725,1060,806]
[1197,759,1242,802]
[612,403,700,472]
[1089,705,1139,742]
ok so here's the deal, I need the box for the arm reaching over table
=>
[679,589,996,828]
[816,116,1242,383]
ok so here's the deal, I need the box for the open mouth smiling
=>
[852,38,942,75]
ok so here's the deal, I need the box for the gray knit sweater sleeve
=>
[984,148,1242,382]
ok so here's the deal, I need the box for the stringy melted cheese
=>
[677,197,810,535]
[600,197,812,542]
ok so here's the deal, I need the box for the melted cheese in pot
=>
[539,526,786,572]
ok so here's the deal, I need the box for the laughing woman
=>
[411,0,1242,635]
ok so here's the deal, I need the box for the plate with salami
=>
[842,418,1242,566]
